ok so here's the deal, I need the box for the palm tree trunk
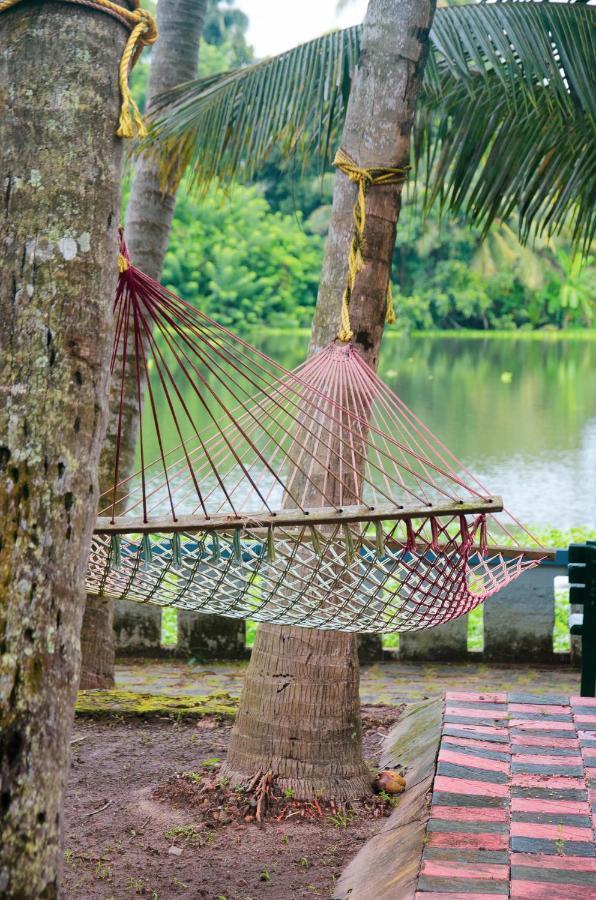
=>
[79,0,208,689]
[0,3,127,895]
[223,0,436,800]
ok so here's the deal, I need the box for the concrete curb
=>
[334,697,444,899]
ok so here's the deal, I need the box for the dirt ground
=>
[63,706,402,900]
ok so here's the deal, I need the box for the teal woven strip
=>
[171,532,182,569]
[110,533,122,570]
[232,528,242,563]
[142,533,152,571]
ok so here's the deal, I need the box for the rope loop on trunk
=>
[333,148,408,342]
[0,0,157,139]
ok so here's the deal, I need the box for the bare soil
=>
[63,705,403,900]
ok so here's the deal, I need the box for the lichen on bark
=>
[0,3,129,895]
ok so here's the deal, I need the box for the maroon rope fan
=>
[86,234,541,632]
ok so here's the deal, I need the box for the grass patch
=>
[382,633,400,650]
[75,690,238,719]
[467,605,484,652]
[554,579,571,654]
[246,327,596,342]
[407,329,596,341]
[246,618,258,648]
[161,607,178,647]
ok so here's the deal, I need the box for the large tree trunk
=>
[223,0,436,800]
[79,0,208,689]
[0,3,128,894]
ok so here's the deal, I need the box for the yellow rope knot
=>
[114,4,158,139]
[0,0,157,139]
[333,149,408,342]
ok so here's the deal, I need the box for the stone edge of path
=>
[334,697,445,900]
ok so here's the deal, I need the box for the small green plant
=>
[63,849,75,866]
[283,787,295,799]
[201,757,221,769]
[328,809,356,829]
[172,876,188,890]
[127,877,143,894]
[95,860,111,880]
[378,789,400,808]
[260,868,272,882]
[164,825,213,846]
[184,771,203,784]
[297,856,311,868]
[280,833,290,845]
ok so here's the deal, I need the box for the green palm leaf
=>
[145,1,595,250]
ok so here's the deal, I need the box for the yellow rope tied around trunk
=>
[333,149,407,342]
[0,0,157,139]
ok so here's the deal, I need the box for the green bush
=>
[162,186,323,331]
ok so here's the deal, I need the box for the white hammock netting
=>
[85,241,541,632]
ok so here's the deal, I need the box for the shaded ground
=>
[63,707,401,900]
[65,662,583,898]
[115,659,581,705]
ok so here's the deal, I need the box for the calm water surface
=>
[140,333,596,532]
[251,333,596,531]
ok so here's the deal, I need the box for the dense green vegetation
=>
[130,1,595,336]
[162,186,323,330]
[161,182,595,334]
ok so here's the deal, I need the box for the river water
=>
[138,332,596,533]
[252,332,596,532]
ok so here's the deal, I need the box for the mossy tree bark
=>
[0,3,130,895]
[223,0,436,800]
[80,0,208,689]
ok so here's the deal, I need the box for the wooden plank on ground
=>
[334,697,444,900]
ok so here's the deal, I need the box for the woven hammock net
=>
[86,239,541,632]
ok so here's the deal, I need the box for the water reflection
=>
[139,333,596,530]
[259,334,596,529]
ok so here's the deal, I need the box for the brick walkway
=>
[417,692,596,898]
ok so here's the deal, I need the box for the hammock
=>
[85,234,541,632]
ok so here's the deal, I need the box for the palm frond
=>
[421,3,595,250]
[149,25,361,187]
[145,2,596,250]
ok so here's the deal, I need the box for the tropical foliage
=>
[131,0,253,113]
[161,184,323,330]
[126,0,595,334]
[146,1,595,252]
[159,178,594,334]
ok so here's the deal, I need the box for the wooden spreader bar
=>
[95,496,502,536]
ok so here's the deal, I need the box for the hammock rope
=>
[0,0,157,138]
[333,149,407,341]
[85,231,543,632]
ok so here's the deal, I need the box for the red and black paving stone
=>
[415,692,596,899]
